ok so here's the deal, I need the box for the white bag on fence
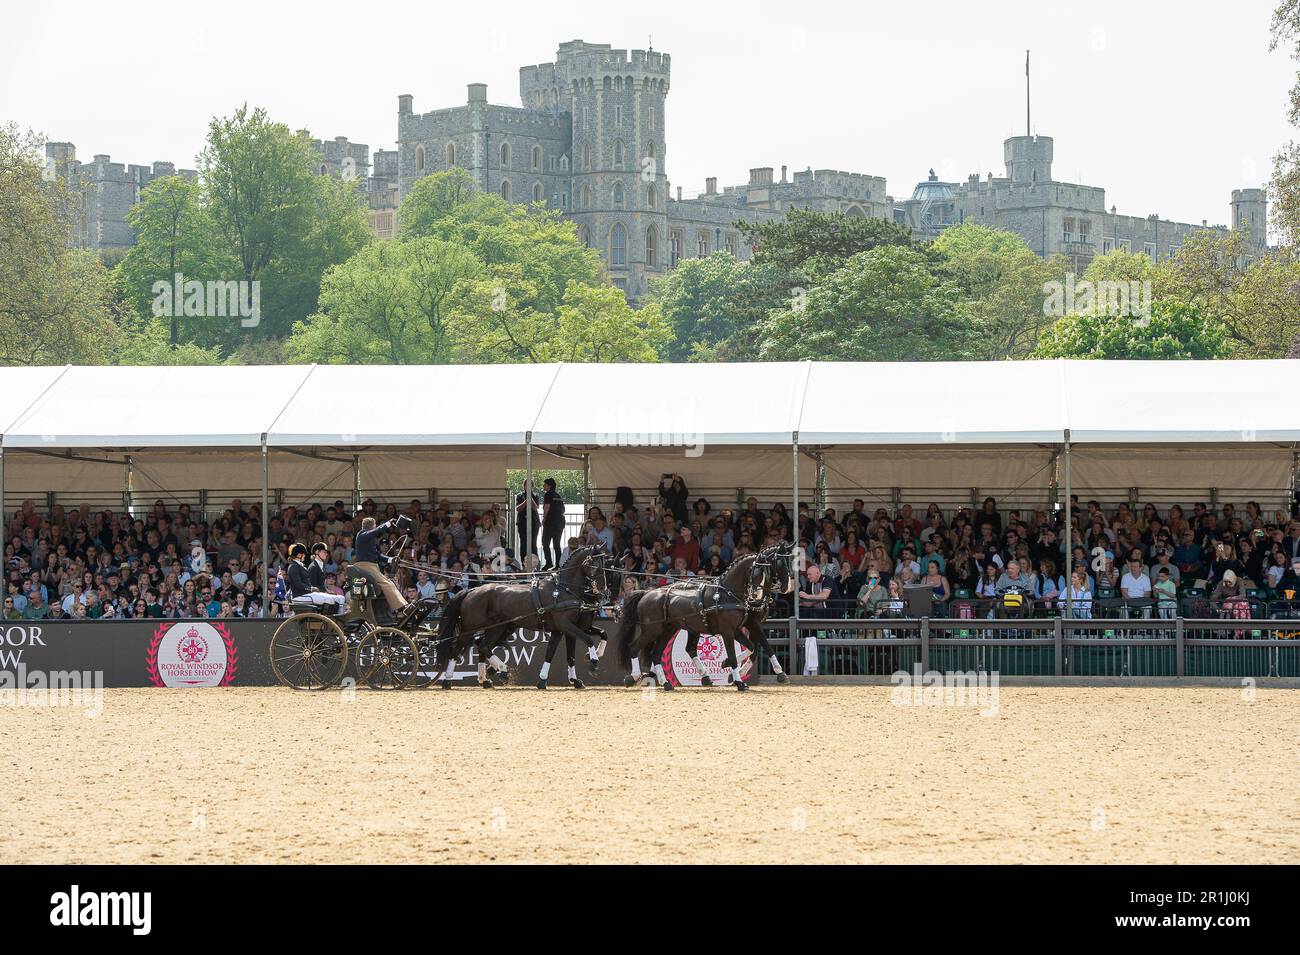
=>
[803,634,819,675]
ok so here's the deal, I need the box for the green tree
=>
[396,167,482,239]
[647,252,801,361]
[448,277,668,363]
[933,223,1071,359]
[115,175,235,347]
[1034,300,1225,359]
[758,245,977,361]
[0,124,117,364]
[200,105,370,340]
[738,208,912,281]
[288,237,483,363]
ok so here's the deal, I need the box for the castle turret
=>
[1004,134,1053,185]
[1231,188,1267,252]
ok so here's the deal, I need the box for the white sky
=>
[2,0,1295,227]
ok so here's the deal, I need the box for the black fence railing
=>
[754,617,1300,680]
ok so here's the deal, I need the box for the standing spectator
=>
[515,480,540,561]
[540,478,566,571]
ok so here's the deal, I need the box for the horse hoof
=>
[623,675,636,688]
[535,680,547,690]
[491,670,509,686]
[439,679,452,690]
[588,659,600,676]
[569,678,585,689]
[735,679,749,691]
[479,680,494,689]
[776,672,788,684]
[699,674,712,687]
[662,681,675,692]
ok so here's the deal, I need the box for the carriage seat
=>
[290,596,340,616]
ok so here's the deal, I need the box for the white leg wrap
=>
[477,662,487,682]
[595,638,607,659]
[539,661,551,680]
[693,654,707,676]
[769,654,784,674]
[489,654,506,672]
[630,658,642,679]
[567,665,576,680]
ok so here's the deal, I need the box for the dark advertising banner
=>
[0,619,758,689]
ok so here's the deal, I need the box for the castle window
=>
[560,154,569,171]
[646,226,658,267]
[320,164,327,175]
[580,226,592,246]
[500,142,511,168]
[610,223,627,267]
[446,142,455,166]
[581,142,590,170]
[581,184,590,209]
[647,141,656,160]
[647,184,655,208]
[670,230,682,267]
[613,182,624,208]
[697,232,709,257]
[501,179,512,202]
[531,146,541,171]
[1102,237,1114,254]
[532,182,543,203]
[725,233,737,256]
[614,76,623,92]
[649,107,657,131]
[1143,242,1156,259]
[615,105,624,127]
[415,145,426,172]
[614,141,624,167]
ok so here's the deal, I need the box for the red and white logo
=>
[147,622,238,687]
[661,629,751,687]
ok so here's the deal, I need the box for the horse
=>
[435,546,610,689]
[616,553,766,691]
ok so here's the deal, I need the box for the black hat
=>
[311,542,328,555]
[288,542,307,560]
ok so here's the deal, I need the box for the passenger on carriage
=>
[286,542,345,612]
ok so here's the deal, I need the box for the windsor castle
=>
[50,39,1270,299]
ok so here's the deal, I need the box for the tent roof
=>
[267,363,562,449]
[1,359,1297,451]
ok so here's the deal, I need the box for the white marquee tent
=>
[2,358,1297,551]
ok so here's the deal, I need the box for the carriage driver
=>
[286,542,345,611]
[352,514,413,619]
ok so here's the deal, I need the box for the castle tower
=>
[523,40,671,298]
[1004,134,1053,185]
[1230,188,1268,252]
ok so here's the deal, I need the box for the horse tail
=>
[439,590,468,648]
[617,591,647,667]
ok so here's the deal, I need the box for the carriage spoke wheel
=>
[356,627,421,690]
[270,613,349,690]
[401,633,438,689]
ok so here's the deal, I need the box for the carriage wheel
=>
[356,627,421,690]
[270,613,349,690]
[400,633,438,689]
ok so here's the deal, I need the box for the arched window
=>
[500,142,511,168]
[647,184,656,208]
[532,182,543,203]
[581,142,590,170]
[531,145,541,171]
[613,141,624,167]
[580,226,592,247]
[647,141,656,160]
[612,182,624,208]
[446,142,455,166]
[415,145,425,172]
[646,226,658,267]
[697,232,709,257]
[560,154,569,171]
[580,184,590,209]
[500,179,512,201]
[610,223,626,266]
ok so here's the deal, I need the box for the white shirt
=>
[1120,572,1152,599]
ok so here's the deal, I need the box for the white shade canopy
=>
[0,359,1296,450]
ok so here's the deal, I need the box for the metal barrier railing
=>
[754,617,1300,680]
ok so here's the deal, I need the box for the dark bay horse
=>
[616,553,766,691]
[436,546,610,688]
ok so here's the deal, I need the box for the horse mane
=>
[720,552,758,590]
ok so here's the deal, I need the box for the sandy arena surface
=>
[3,684,1298,864]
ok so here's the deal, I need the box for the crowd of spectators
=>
[6,478,1300,623]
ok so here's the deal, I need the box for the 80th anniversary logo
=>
[146,621,238,687]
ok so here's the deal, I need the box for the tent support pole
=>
[125,455,133,514]
[792,431,799,625]
[582,453,591,512]
[525,431,533,574]
[0,440,5,533]
[261,435,269,619]
[1063,430,1072,621]
[352,454,361,514]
